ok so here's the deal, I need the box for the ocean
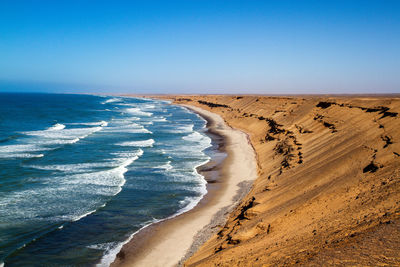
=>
[0,93,216,266]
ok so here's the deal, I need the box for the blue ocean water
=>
[0,93,215,266]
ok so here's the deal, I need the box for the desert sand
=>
[116,94,400,266]
[111,104,258,266]
[164,95,400,266]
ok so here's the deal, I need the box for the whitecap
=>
[0,153,44,159]
[157,161,173,171]
[68,121,108,127]
[125,108,153,117]
[102,98,122,104]
[163,124,194,133]
[0,144,48,153]
[103,123,152,134]
[116,139,155,147]
[47,123,66,131]
[110,149,144,158]
[152,116,167,122]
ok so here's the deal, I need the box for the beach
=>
[111,104,258,266]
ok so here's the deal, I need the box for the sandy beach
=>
[111,104,258,266]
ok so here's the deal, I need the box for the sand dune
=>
[158,95,400,266]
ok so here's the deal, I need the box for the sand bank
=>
[166,95,400,266]
[111,104,258,266]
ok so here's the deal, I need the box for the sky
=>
[0,0,399,94]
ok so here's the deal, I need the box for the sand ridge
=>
[158,95,400,266]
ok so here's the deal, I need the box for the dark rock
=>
[382,135,393,148]
[265,134,275,141]
[198,100,230,108]
[363,162,379,173]
[316,101,333,109]
[236,197,256,220]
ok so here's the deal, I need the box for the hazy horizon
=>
[1,0,399,94]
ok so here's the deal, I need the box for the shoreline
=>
[111,104,258,267]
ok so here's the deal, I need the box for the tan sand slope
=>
[158,95,400,266]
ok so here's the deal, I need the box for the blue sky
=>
[0,0,399,94]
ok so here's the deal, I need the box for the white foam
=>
[0,143,48,158]
[182,131,210,143]
[110,149,144,158]
[152,116,167,122]
[0,144,47,153]
[27,162,112,172]
[40,138,80,145]
[0,153,45,159]
[68,121,108,127]
[21,126,104,148]
[116,139,155,147]
[157,161,173,171]
[141,104,156,110]
[125,108,153,117]
[105,127,152,134]
[102,98,122,104]
[104,122,152,134]
[97,164,208,267]
[164,124,194,133]
[97,129,211,267]
[97,221,157,267]
[143,121,154,125]
[47,123,66,131]
[60,153,140,188]
[72,208,98,222]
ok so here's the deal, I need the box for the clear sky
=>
[0,0,399,94]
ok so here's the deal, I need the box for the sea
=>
[0,93,217,266]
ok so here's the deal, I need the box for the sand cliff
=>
[154,95,400,266]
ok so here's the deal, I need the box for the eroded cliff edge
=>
[157,95,400,266]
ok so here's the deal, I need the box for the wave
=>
[0,144,50,158]
[0,144,49,153]
[139,121,154,125]
[125,108,153,117]
[141,104,156,110]
[23,126,103,139]
[182,131,211,144]
[163,124,194,133]
[156,161,173,171]
[97,220,158,267]
[110,149,144,158]
[116,139,155,147]
[102,98,122,104]
[97,127,210,267]
[47,123,66,131]
[97,158,209,267]
[59,154,140,188]
[0,153,44,159]
[14,125,105,156]
[152,116,167,122]
[28,149,143,177]
[71,207,102,222]
[68,121,108,127]
[26,162,111,173]
[103,122,152,134]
